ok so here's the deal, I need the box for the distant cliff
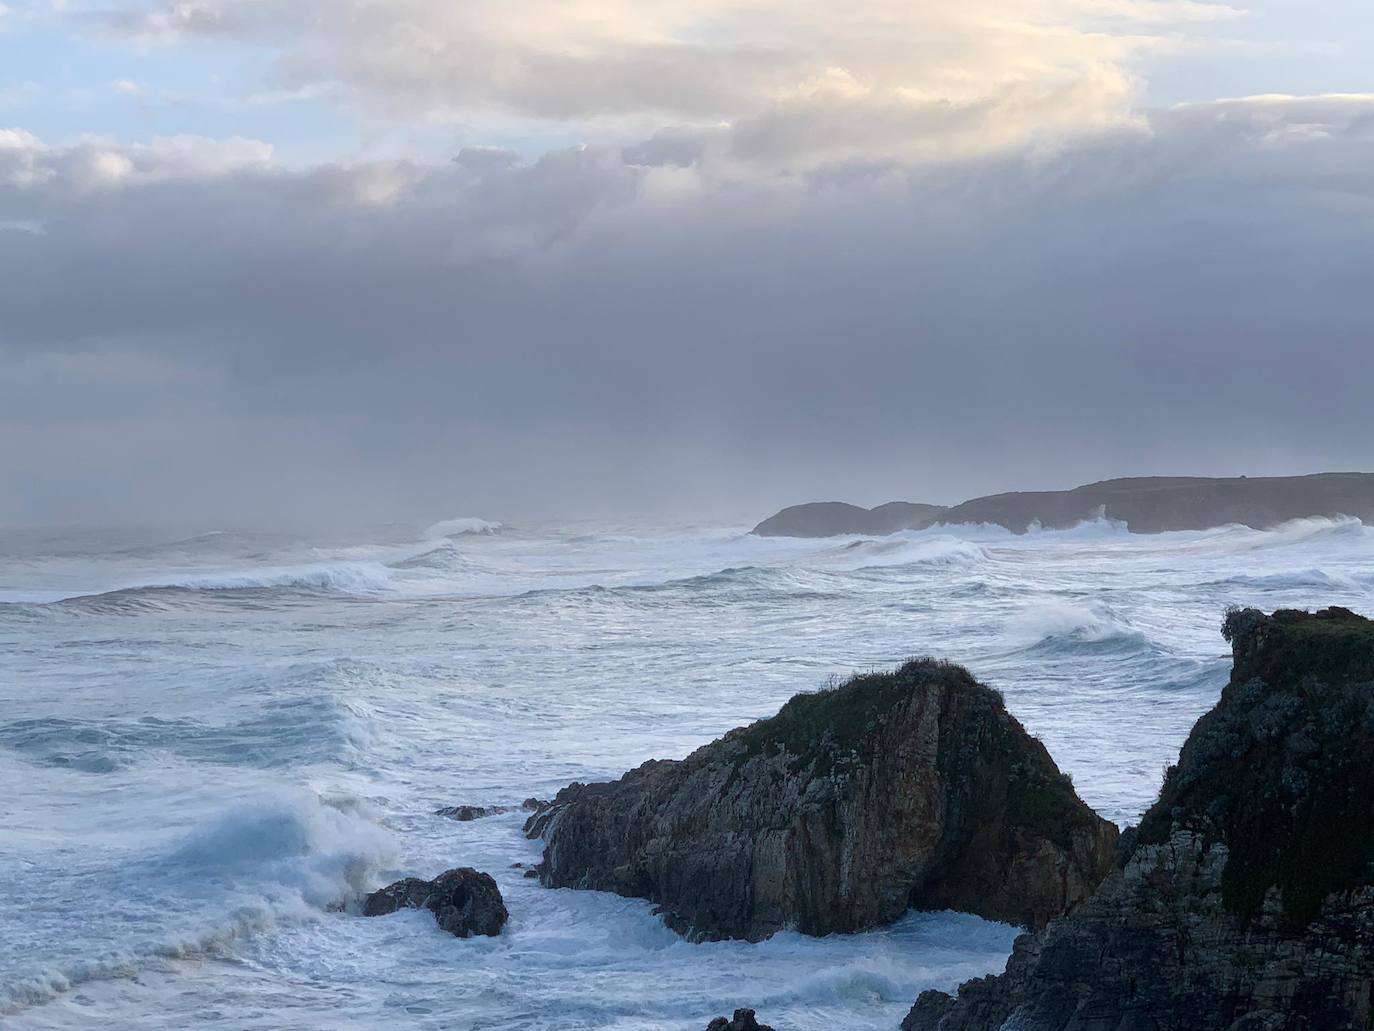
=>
[905,606,1374,1031]
[751,501,947,537]
[525,660,1116,942]
[752,472,1374,537]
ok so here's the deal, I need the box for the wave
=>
[1207,568,1358,591]
[0,691,377,773]
[1178,514,1369,554]
[425,517,503,538]
[159,561,397,593]
[842,536,989,572]
[1003,600,1152,656]
[12,561,400,611]
[0,791,395,1016]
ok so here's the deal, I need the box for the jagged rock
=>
[705,1009,775,1031]
[362,867,508,938]
[434,804,512,821]
[521,798,557,838]
[905,606,1374,1031]
[525,659,1117,941]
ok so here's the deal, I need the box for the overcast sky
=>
[2,0,1372,527]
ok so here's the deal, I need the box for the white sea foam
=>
[425,516,503,538]
[2,516,1372,1028]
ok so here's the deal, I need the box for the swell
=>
[0,791,395,1017]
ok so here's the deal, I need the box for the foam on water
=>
[2,515,1372,1028]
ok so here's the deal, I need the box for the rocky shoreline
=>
[903,606,1374,1031]
[752,472,1374,536]
[366,605,1374,1031]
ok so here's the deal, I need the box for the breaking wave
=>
[0,790,395,1016]
[425,517,503,538]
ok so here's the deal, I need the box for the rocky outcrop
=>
[705,1009,775,1031]
[905,606,1374,1031]
[751,501,948,537]
[435,798,545,821]
[435,804,512,821]
[524,659,1117,941]
[362,867,508,938]
[753,472,1374,537]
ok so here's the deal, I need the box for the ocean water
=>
[2,515,1372,1029]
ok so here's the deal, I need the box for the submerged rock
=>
[705,1009,775,1031]
[525,659,1116,941]
[905,606,1374,1031]
[362,867,508,938]
[434,804,512,821]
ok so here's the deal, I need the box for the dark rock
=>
[755,472,1374,537]
[520,797,547,811]
[705,1009,775,1031]
[434,804,512,821]
[752,500,948,537]
[362,867,508,938]
[525,659,1116,941]
[904,606,1374,1031]
[521,798,558,838]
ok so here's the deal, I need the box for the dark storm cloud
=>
[2,96,1373,527]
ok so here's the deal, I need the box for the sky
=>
[2,0,1373,527]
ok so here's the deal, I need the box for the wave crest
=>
[425,517,502,538]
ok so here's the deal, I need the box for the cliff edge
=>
[905,606,1374,1031]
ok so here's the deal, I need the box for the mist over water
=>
[2,515,1372,1029]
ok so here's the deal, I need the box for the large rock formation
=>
[362,867,508,938]
[524,660,1117,942]
[752,472,1374,537]
[751,501,948,537]
[906,606,1374,1031]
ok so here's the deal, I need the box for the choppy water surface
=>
[2,516,1371,1029]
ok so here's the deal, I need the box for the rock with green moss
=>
[523,659,1117,942]
[905,606,1374,1031]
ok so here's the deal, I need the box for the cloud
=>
[72,0,1244,162]
[1,93,1371,524]
[0,130,273,190]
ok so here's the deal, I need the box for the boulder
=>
[362,867,508,938]
[705,1009,775,1031]
[525,659,1117,941]
[434,804,512,821]
[904,606,1374,1031]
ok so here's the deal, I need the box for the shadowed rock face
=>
[905,607,1374,1031]
[524,660,1117,942]
[751,501,948,537]
[753,472,1374,537]
[362,868,508,938]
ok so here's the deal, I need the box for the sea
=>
[2,514,1371,1029]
